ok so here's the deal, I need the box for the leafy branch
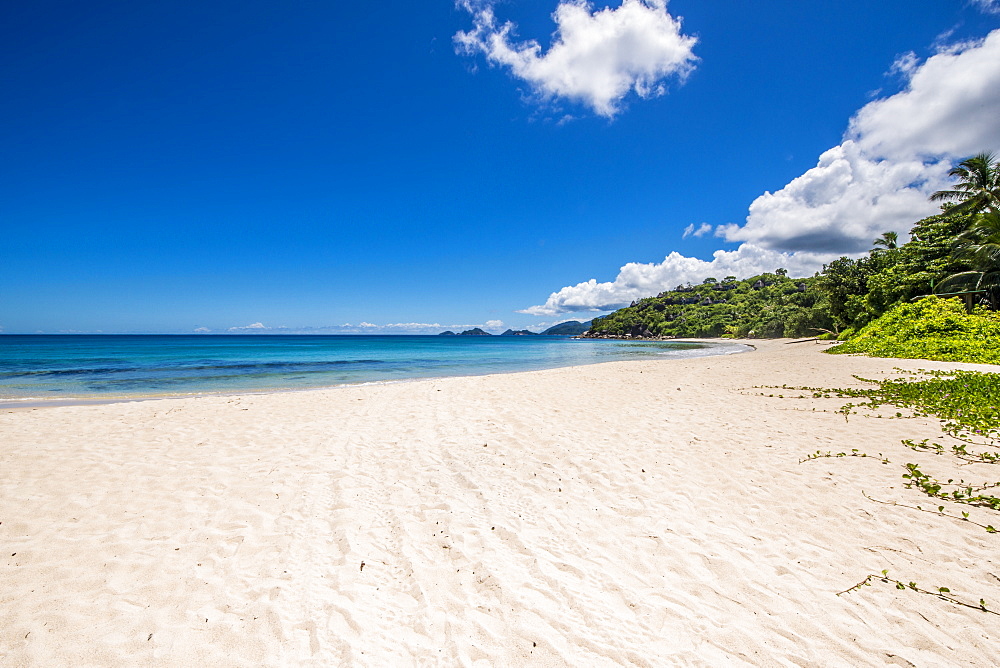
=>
[862,491,997,534]
[903,438,1000,464]
[799,449,890,464]
[839,570,999,616]
[901,462,1000,512]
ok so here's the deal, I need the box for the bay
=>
[0,335,750,405]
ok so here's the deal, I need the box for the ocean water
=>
[0,335,750,405]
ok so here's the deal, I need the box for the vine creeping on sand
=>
[799,449,890,464]
[861,491,997,534]
[838,570,1000,616]
[770,369,1000,613]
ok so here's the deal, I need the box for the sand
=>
[1,339,999,666]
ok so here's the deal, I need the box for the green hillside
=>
[540,320,592,336]
[586,273,832,339]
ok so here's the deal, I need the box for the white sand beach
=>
[2,340,998,666]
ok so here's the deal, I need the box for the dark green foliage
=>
[587,274,832,339]
[937,211,1000,309]
[829,297,1000,364]
[817,253,897,330]
[929,151,1000,216]
[540,320,592,336]
[873,231,899,250]
[817,210,978,331]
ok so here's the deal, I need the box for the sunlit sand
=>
[2,340,997,666]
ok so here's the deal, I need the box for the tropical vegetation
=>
[828,297,1000,364]
[586,150,1000,364]
[587,273,831,339]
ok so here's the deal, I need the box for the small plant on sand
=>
[811,369,1000,444]
[799,449,890,464]
[778,368,1000,610]
[839,570,1000,616]
[902,438,1000,463]
[789,369,1000,531]
[900,463,1000,514]
[861,491,998,533]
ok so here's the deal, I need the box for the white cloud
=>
[888,51,918,78]
[519,243,834,315]
[193,327,211,333]
[718,141,951,252]
[384,322,444,330]
[240,322,505,334]
[971,0,1000,14]
[682,222,712,238]
[850,33,1000,160]
[519,29,1000,315]
[228,322,269,332]
[455,0,697,117]
[720,29,1000,253]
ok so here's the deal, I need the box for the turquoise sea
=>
[0,335,750,405]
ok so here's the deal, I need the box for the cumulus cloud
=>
[455,0,697,117]
[193,327,211,333]
[228,322,269,332]
[720,30,1000,253]
[484,319,505,329]
[717,141,951,252]
[519,243,834,315]
[682,222,712,238]
[519,29,1000,315]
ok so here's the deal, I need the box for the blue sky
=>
[2,0,999,333]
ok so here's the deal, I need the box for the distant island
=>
[438,321,592,337]
[438,328,490,336]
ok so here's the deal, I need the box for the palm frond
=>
[935,273,982,295]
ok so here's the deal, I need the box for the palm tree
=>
[930,152,1000,215]
[872,231,898,250]
[936,211,1000,309]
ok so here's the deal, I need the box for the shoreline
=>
[2,340,998,665]
[0,338,754,411]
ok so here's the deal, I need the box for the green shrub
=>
[828,297,1000,364]
[837,327,855,341]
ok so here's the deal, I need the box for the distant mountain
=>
[540,320,592,336]
[437,323,590,336]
